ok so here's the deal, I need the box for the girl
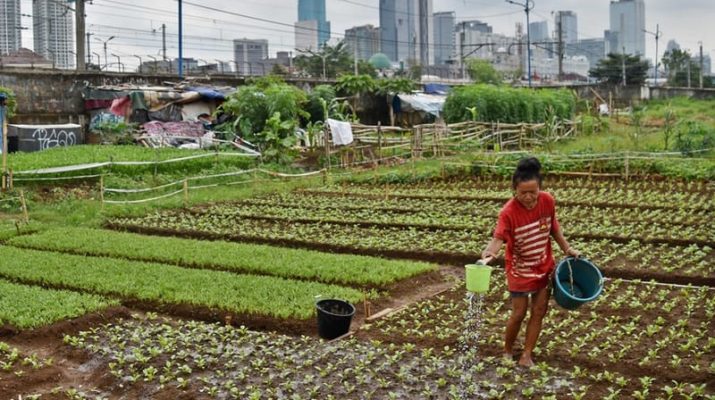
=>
[481,157,580,367]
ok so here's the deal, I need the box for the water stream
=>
[457,291,485,398]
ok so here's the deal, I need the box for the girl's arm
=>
[482,237,504,262]
[552,229,581,258]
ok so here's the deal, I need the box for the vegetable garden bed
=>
[358,278,715,399]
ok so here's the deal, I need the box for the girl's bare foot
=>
[518,353,535,367]
[503,352,514,362]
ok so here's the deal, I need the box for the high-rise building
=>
[379,0,433,67]
[0,0,22,55]
[433,11,455,65]
[460,20,492,34]
[555,11,578,44]
[234,39,269,76]
[529,20,549,42]
[609,0,645,56]
[566,38,606,70]
[33,0,74,68]
[345,25,380,61]
[295,20,319,51]
[298,0,330,48]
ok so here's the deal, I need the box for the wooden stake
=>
[99,175,105,210]
[624,153,630,182]
[19,190,28,224]
[183,179,189,208]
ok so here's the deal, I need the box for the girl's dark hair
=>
[512,157,542,189]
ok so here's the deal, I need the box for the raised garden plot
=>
[107,206,714,284]
[63,314,581,400]
[359,278,715,399]
[8,228,435,288]
[0,279,118,330]
[191,193,714,244]
[0,246,363,327]
[302,182,713,210]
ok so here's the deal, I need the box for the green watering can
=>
[465,258,493,293]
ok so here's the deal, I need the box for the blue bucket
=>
[553,257,603,310]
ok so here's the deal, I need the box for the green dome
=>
[368,53,392,69]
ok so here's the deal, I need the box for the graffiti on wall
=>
[31,128,77,150]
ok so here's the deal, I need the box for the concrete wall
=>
[647,86,715,101]
[0,68,331,125]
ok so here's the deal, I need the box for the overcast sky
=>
[18,0,715,72]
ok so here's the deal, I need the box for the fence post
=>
[183,179,189,207]
[377,121,383,163]
[19,189,28,224]
[99,175,105,211]
[624,153,630,182]
[324,127,331,171]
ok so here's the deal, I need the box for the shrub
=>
[443,84,575,124]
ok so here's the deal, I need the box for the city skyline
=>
[6,0,715,72]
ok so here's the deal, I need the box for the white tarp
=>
[327,118,354,146]
[396,93,446,117]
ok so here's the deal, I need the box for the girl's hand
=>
[481,251,496,263]
[565,248,581,258]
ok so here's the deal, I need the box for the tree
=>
[661,49,713,87]
[294,41,354,79]
[375,78,417,126]
[589,53,649,86]
[467,59,501,84]
[336,74,376,118]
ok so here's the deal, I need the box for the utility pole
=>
[353,36,358,75]
[506,0,535,87]
[643,24,660,85]
[178,0,183,78]
[557,12,564,81]
[699,42,704,89]
[75,0,86,70]
[162,24,167,61]
[622,46,627,86]
[86,32,92,66]
[460,21,466,80]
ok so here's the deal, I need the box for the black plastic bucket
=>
[316,299,355,340]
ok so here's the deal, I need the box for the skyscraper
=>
[433,11,455,65]
[609,0,645,56]
[0,0,22,55]
[234,39,269,75]
[345,25,380,61]
[298,0,330,48]
[33,0,74,68]
[379,0,433,67]
[555,11,578,44]
[529,20,549,42]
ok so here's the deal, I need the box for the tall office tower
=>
[345,25,380,61]
[555,11,578,44]
[529,20,549,42]
[234,39,269,75]
[379,0,433,67]
[609,0,645,56]
[33,0,74,68]
[298,0,331,48]
[433,11,455,65]
[0,0,21,55]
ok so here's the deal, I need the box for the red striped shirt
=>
[494,192,560,292]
